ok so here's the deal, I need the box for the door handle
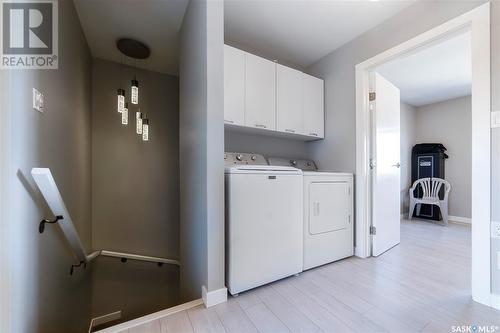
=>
[392,163,401,168]
[255,124,267,129]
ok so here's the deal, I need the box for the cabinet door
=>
[303,74,324,138]
[277,64,304,134]
[309,182,350,235]
[245,53,276,130]
[224,45,245,126]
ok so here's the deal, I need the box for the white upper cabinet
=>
[244,52,276,131]
[276,64,304,135]
[224,45,245,126]
[303,73,324,138]
[223,45,324,140]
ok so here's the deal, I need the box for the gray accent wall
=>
[400,97,472,219]
[90,58,180,319]
[1,0,92,331]
[91,58,179,259]
[179,0,225,301]
[415,96,472,219]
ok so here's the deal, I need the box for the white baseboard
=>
[94,298,203,333]
[402,212,471,225]
[449,215,471,224]
[89,311,122,332]
[202,286,227,307]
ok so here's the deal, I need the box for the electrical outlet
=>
[33,88,44,112]
[492,221,500,239]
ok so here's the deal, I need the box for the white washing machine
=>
[268,158,354,270]
[225,153,303,295]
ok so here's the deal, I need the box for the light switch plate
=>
[491,111,500,128]
[33,88,44,112]
[492,221,500,239]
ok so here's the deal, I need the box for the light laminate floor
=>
[123,220,500,333]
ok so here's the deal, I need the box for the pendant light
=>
[116,38,151,140]
[131,78,139,105]
[122,102,129,125]
[142,118,149,141]
[117,89,125,112]
[136,109,143,134]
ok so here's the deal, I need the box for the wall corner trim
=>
[202,286,227,308]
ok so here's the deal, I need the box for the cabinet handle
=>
[255,124,267,128]
[285,129,295,133]
[225,120,234,124]
[309,133,318,137]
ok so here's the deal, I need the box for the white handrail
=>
[87,250,180,266]
[32,168,88,263]
[31,168,179,268]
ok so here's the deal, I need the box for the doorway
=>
[355,3,491,308]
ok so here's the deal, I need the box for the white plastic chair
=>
[408,178,451,224]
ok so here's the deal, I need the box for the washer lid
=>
[225,165,302,175]
[303,171,353,177]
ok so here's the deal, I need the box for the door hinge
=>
[370,226,376,235]
[369,92,376,101]
[369,159,376,169]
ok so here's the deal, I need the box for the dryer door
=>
[309,181,350,234]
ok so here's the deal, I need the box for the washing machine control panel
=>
[224,152,267,166]
[268,157,318,171]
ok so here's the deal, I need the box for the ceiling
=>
[224,0,415,68]
[377,31,471,107]
[73,0,189,75]
[74,0,416,75]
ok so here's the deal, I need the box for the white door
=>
[245,53,276,130]
[224,45,245,125]
[309,182,350,234]
[277,64,303,135]
[371,72,401,256]
[303,74,324,138]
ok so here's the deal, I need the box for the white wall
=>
[400,102,417,213]
[179,0,225,302]
[415,96,472,219]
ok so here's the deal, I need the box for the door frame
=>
[354,3,492,307]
